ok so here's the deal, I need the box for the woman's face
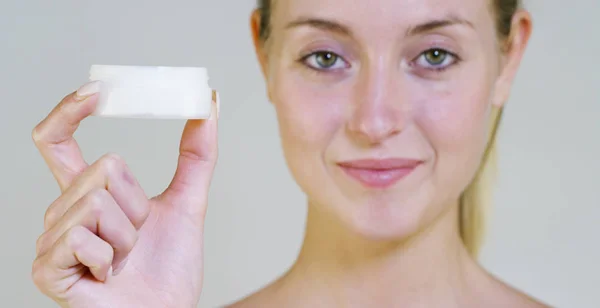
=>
[253,0,520,239]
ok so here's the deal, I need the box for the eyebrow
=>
[405,15,474,36]
[285,17,353,36]
[285,14,474,37]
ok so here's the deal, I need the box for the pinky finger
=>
[33,226,114,297]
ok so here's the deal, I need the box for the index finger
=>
[32,81,102,191]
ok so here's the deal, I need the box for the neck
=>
[280,201,482,307]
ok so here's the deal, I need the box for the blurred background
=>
[1,0,598,307]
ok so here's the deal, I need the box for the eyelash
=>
[413,48,460,72]
[300,51,349,72]
[299,48,461,74]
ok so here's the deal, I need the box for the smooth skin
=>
[232,0,546,307]
[32,85,218,307]
[32,0,548,307]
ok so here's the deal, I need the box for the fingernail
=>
[112,257,128,276]
[107,265,113,278]
[75,80,102,101]
[216,91,220,119]
[210,90,219,120]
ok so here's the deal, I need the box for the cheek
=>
[269,70,351,200]
[417,88,490,148]
[412,76,493,194]
[270,72,347,152]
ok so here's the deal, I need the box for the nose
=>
[346,63,406,145]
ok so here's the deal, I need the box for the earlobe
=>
[492,9,533,108]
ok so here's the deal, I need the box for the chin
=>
[294,163,448,242]
[307,179,446,242]
[340,192,438,241]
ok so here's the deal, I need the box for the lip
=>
[337,158,422,189]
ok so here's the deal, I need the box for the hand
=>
[31,81,219,308]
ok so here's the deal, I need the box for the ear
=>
[250,9,269,81]
[492,9,533,108]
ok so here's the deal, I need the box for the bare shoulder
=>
[225,286,553,308]
[224,292,267,308]
[223,270,553,308]
[486,277,553,308]
[223,281,287,308]
[502,289,552,308]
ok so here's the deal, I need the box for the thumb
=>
[161,90,219,217]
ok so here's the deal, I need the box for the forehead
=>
[271,0,495,37]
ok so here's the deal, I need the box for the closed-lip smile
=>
[337,158,422,188]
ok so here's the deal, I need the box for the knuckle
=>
[131,202,151,228]
[179,149,204,162]
[84,189,110,218]
[31,264,43,287]
[31,121,52,147]
[98,153,125,175]
[123,228,139,251]
[31,125,43,145]
[35,233,47,255]
[32,95,72,146]
[103,242,115,266]
[31,258,49,288]
[43,206,58,231]
[64,225,87,252]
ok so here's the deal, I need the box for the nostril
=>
[348,115,402,145]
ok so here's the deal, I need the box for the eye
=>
[424,49,447,65]
[303,51,348,71]
[414,48,457,70]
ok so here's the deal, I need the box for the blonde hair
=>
[460,106,504,257]
[459,0,520,257]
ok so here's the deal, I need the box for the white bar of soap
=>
[89,65,214,119]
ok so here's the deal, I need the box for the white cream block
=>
[89,65,214,119]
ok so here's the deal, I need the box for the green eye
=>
[423,49,448,65]
[315,52,338,68]
[302,51,348,71]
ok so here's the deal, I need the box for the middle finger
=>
[43,153,150,232]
